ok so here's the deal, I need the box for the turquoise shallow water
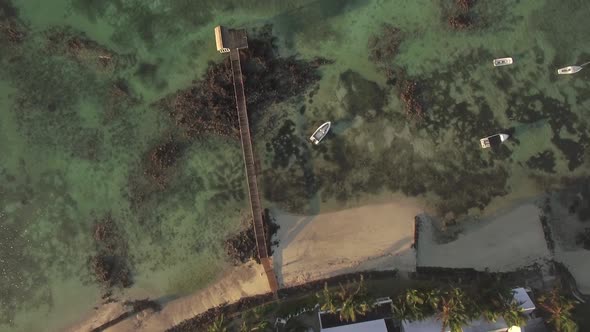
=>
[1,0,590,331]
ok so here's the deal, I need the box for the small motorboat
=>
[493,57,513,67]
[480,133,509,149]
[557,66,582,75]
[309,121,331,145]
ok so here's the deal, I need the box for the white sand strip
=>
[417,204,551,271]
[272,199,423,286]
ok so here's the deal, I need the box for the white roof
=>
[404,317,522,332]
[322,319,388,332]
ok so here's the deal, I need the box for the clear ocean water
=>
[1,0,589,330]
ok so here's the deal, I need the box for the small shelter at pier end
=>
[214,25,248,53]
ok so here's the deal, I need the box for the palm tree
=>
[317,282,338,313]
[392,289,439,322]
[207,314,228,332]
[479,285,527,328]
[336,275,372,322]
[437,287,472,332]
[500,301,527,329]
[537,289,578,332]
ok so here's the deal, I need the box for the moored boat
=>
[310,121,331,145]
[557,65,582,75]
[493,57,513,67]
[480,133,509,149]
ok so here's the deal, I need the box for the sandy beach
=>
[67,199,590,331]
[416,204,551,271]
[67,262,271,332]
[272,199,423,286]
[67,198,423,331]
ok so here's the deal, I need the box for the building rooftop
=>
[322,319,391,332]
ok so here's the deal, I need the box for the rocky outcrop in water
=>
[41,26,136,76]
[0,0,25,44]
[224,209,280,264]
[368,23,404,84]
[89,215,133,291]
[456,0,476,12]
[143,138,184,186]
[400,80,424,121]
[448,14,473,30]
[156,24,332,139]
[445,0,477,30]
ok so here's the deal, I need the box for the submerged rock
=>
[89,215,133,291]
[156,24,332,139]
[449,14,473,30]
[224,209,280,265]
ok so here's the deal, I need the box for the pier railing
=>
[229,49,279,296]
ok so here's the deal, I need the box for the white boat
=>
[309,121,331,145]
[493,57,513,67]
[480,133,509,149]
[557,66,582,75]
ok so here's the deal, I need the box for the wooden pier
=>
[215,26,279,297]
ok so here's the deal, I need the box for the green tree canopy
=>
[392,289,439,322]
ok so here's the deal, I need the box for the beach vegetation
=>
[392,289,439,322]
[240,305,272,331]
[436,287,474,332]
[316,275,372,322]
[537,288,578,332]
[477,278,527,327]
[336,276,372,322]
[317,283,338,313]
[207,314,228,332]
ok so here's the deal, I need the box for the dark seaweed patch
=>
[272,49,514,218]
[504,91,588,171]
[339,70,387,120]
[526,150,556,173]
[207,159,246,206]
[134,61,167,89]
[552,134,588,171]
[157,25,331,139]
[262,120,318,212]
[0,0,17,19]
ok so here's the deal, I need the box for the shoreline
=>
[67,197,424,331]
[66,198,590,331]
[66,262,271,332]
